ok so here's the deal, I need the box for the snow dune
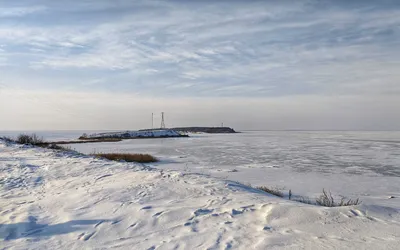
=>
[1,141,399,249]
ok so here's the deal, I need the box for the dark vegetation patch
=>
[54,138,122,144]
[1,134,74,152]
[256,186,284,197]
[92,153,158,163]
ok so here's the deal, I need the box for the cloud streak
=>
[0,6,46,17]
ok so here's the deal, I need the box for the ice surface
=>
[69,131,400,176]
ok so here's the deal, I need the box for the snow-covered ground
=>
[1,139,400,249]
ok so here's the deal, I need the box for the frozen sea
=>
[2,130,400,208]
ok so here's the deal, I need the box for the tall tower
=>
[160,112,166,129]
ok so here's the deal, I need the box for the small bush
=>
[93,153,158,163]
[316,189,361,207]
[16,134,44,145]
[257,186,284,197]
[80,133,88,139]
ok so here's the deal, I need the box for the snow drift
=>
[0,140,399,249]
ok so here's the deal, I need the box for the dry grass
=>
[45,143,72,151]
[93,153,158,163]
[256,186,284,197]
[316,189,361,207]
[292,196,314,205]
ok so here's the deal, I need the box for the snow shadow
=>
[0,219,107,240]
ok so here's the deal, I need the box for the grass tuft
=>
[93,153,158,163]
[316,189,361,207]
[256,186,284,197]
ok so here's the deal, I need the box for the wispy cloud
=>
[0,6,46,17]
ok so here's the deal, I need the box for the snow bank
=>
[84,129,185,139]
[1,140,399,249]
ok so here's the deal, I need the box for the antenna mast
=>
[160,112,166,129]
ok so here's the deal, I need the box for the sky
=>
[0,0,399,131]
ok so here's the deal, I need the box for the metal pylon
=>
[161,112,165,129]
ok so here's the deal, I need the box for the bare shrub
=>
[316,189,361,207]
[256,186,284,197]
[16,134,44,145]
[93,153,158,163]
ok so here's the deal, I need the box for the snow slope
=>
[1,140,400,249]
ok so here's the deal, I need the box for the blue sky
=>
[0,0,399,130]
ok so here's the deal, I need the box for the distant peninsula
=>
[79,129,188,140]
[77,127,237,141]
[169,127,237,134]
